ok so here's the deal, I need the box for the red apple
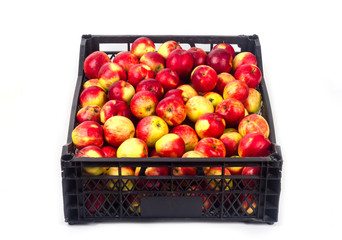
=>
[140,51,166,74]
[134,167,170,190]
[206,167,232,191]
[155,68,180,91]
[177,84,198,101]
[113,51,139,72]
[83,78,105,91]
[241,166,261,189]
[164,89,186,103]
[72,121,104,149]
[223,80,249,103]
[76,145,106,175]
[195,137,226,158]
[127,63,155,88]
[117,138,148,158]
[171,125,199,152]
[214,72,236,95]
[190,65,218,92]
[79,86,107,108]
[195,113,226,139]
[232,52,257,72]
[244,88,262,114]
[101,146,117,158]
[215,98,245,127]
[155,133,185,157]
[219,131,242,157]
[213,43,235,58]
[157,40,182,59]
[238,132,272,157]
[98,62,127,91]
[130,91,159,119]
[136,78,164,100]
[83,51,111,79]
[131,37,155,59]
[76,105,101,123]
[100,100,130,124]
[206,48,232,74]
[238,114,270,139]
[156,96,186,126]
[187,47,207,67]
[136,115,169,147]
[107,80,135,105]
[166,49,194,80]
[103,116,135,147]
[185,96,214,122]
[234,64,262,89]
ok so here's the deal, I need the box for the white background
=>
[1,0,341,239]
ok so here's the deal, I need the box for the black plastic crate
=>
[61,35,282,224]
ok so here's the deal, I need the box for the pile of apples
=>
[71,37,272,213]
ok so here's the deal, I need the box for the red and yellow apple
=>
[222,80,249,103]
[100,100,130,123]
[214,72,236,95]
[238,114,270,138]
[157,40,182,59]
[206,167,233,191]
[185,96,214,122]
[103,116,135,147]
[195,137,226,158]
[190,65,218,92]
[156,96,186,126]
[232,52,257,72]
[136,115,169,147]
[98,62,127,91]
[238,132,271,157]
[155,133,185,157]
[136,78,164,100]
[72,121,104,149]
[130,90,159,119]
[213,43,235,58]
[83,78,105,90]
[117,138,148,158]
[127,63,155,88]
[76,145,106,175]
[215,98,245,127]
[234,64,262,89]
[101,146,117,158]
[244,88,262,114]
[187,47,207,67]
[166,49,194,80]
[107,80,135,104]
[155,68,180,91]
[171,125,199,152]
[164,89,186,103]
[113,51,139,72]
[220,131,242,157]
[206,48,232,74]
[140,51,166,74]
[104,167,135,191]
[195,113,226,139]
[241,166,261,189]
[79,86,107,108]
[177,84,198,101]
[83,51,111,79]
[131,37,155,59]
[76,105,101,123]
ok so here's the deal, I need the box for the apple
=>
[224,128,238,133]
[187,47,207,67]
[227,156,244,175]
[232,52,257,72]
[220,131,242,157]
[238,132,272,157]
[234,64,262,89]
[155,68,180,91]
[241,166,261,189]
[155,133,185,157]
[206,167,233,191]
[79,86,107,108]
[140,51,166,74]
[171,125,199,152]
[182,150,208,158]
[83,51,111,79]
[117,138,148,158]
[244,88,262,114]
[215,98,245,127]
[177,84,198,101]
[127,63,155,88]
[173,165,197,176]
[239,193,257,215]
[166,49,194,80]
[98,62,127,91]
[101,146,117,158]
[72,121,104,149]
[104,167,135,191]
[164,89,186,103]
[76,145,106,175]
[131,37,155,59]
[85,192,104,214]
[136,115,169,147]
[136,78,164,100]
[195,137,226,158]
[134,166,169,190]
[76,105,101,123]
[214,72,236,95]
[206,48,232,74]
[203,92,223,109]
[213,43,235,58]
[222,80,249,103]
[107,80,135,105]
[103,116,135,147]
[238,114,270,138]
[83,78,105,91]
[100,100,130,123]
[195,113,226,139]
[185,96,214,122]
[190,65,218,92]
[135,166,169,176]
[157,40,182,59]
[130,91,159,119]
[113,51,139,72]
[156,96,186,126]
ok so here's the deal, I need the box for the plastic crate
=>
[61,35,282,224]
